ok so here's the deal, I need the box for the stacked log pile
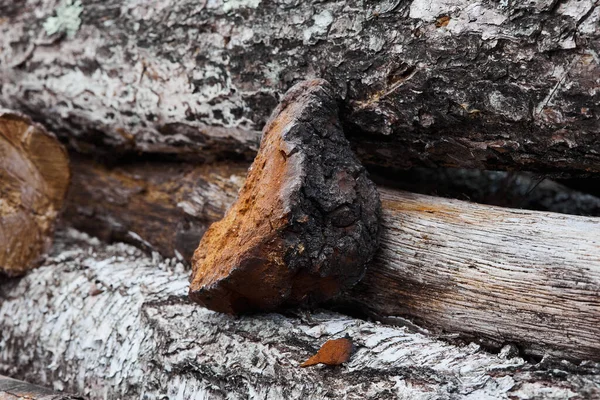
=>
[1,0,600,398]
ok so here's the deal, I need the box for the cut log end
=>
[189,79,381,314]
[0,110,70,277]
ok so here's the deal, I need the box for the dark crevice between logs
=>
[367,166,600,217]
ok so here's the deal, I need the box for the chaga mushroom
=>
[189,79,381,314]
[0,109,70,277]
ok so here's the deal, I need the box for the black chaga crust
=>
[189,80,381,314]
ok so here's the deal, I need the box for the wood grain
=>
[0,109,70,276]
[347,189,600,360]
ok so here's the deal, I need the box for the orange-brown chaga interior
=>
[189,101,296,313]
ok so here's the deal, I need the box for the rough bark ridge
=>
[1,0,599,174]
[190,80,380,314]
[2,229,600,399]
[0,109,70,277]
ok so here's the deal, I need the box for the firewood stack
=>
[1,0,600,398]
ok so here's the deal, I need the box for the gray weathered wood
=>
[1,0,599,174]
[346,188,600,361]
[1,229,599,399]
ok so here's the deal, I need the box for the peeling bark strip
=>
[0,375,82,400]
[1,0,599,174]
[190,80,381,314]
[0,109,70,277]
[62,160,600,359]
[2,230,600,399]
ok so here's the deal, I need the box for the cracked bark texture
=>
[190,80,380,314]
[2,229,600,399]
[1,0,599,175]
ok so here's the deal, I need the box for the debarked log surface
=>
[1,229,600,400]
[346,188,600,361]
[61,158,600,361]
[1,0,599,174]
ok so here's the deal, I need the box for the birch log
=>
[1,229,600,399]
[61,159,600,360]
[1,0,599,174]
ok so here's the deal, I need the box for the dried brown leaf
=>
[300,337,353,368]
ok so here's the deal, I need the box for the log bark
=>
[1,229,600,399]
[0,109,70,277]
[1,0,599,175]
[61,159,600,360]
[62,155,245,261]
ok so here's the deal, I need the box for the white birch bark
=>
[1,0,599,174]
[2,229,599,399]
